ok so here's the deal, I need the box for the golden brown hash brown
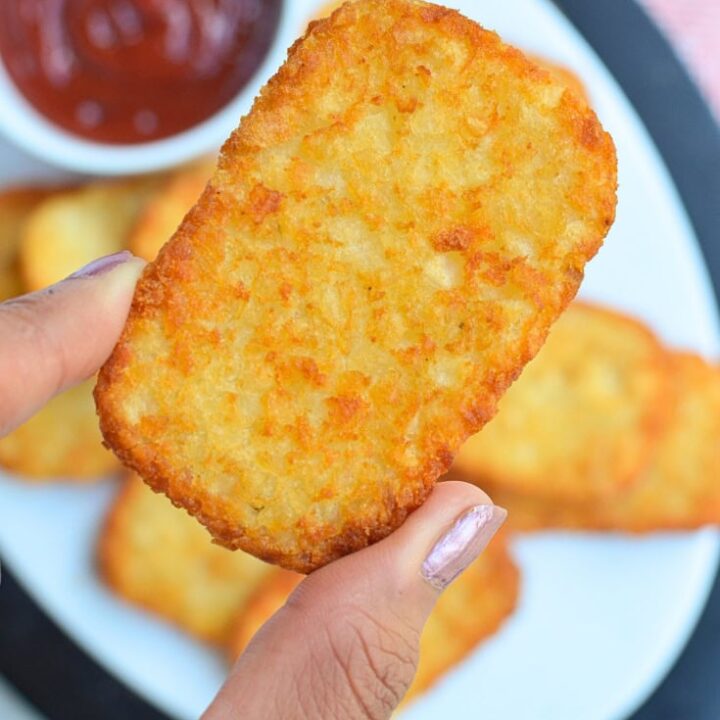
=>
[0,187,56,301]
[99,474,273,645]
[454,303,671,501]
[20,176,161,291]
[0,378,118,480]
[129,158,215,262]
[96,0,617,572]
[474,353,720,532]
[227,532,519,707]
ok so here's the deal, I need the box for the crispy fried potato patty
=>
[475,353,720,532]
[96,0,617,572]
[0,378,118,480]
[129,159,215,262]
[99,474,273,644]
[454,303,670,500]
[227,532,519,706]
[20,177,161,291]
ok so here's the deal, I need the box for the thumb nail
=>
[421,505,507,591]
[68,250,135,279]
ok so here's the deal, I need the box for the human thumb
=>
[0,250,145,435]
[205,481,506,719]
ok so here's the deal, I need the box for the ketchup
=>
[0,0,282,144]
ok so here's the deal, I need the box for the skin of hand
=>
[0,251,507,720]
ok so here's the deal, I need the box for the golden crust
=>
[20,177,162,291]
[99,474,273,645]
[314,7,591,110]
[129,159,215,262]
[468,353,720,532]
[529,55,590,105]
[454,303,672,500]
[0,187,58,301]
[96,0,617,572]
[0,378,118,480]
[227,532,519,706]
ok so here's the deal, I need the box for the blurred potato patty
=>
[0,187,56,301]
[20,177,161,291]
[454,303,671,500]
[99,474,273,644]
[530,55,590,105]
[96,0,617,571]
[0,378,117,480]
[476,353,720,532]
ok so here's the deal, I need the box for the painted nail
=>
[421,505,507,591]
[69,250,134,279]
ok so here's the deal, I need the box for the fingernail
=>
[421,505,507,591]
[69,250,134,279]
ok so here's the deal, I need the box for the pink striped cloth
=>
[640,0,720,120]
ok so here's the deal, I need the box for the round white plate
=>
[1,1,718,719]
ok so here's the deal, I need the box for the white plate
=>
[1,1,719,719]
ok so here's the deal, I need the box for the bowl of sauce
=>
[0,0,285,174]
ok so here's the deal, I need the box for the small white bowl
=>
[0,2,302,176]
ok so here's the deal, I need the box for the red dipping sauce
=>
[0,0,282,144]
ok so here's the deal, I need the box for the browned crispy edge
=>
[528,54,591,105]
[97,388,444,572]
[95,1,617,573]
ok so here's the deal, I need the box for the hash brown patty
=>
[454,303,671,500]
[96,0,617,571]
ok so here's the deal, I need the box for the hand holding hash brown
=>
[454,303,671,501]
[227,532,519,706]
[96,0,617,572]
[473,353,720,532]
[100,474,273,645]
